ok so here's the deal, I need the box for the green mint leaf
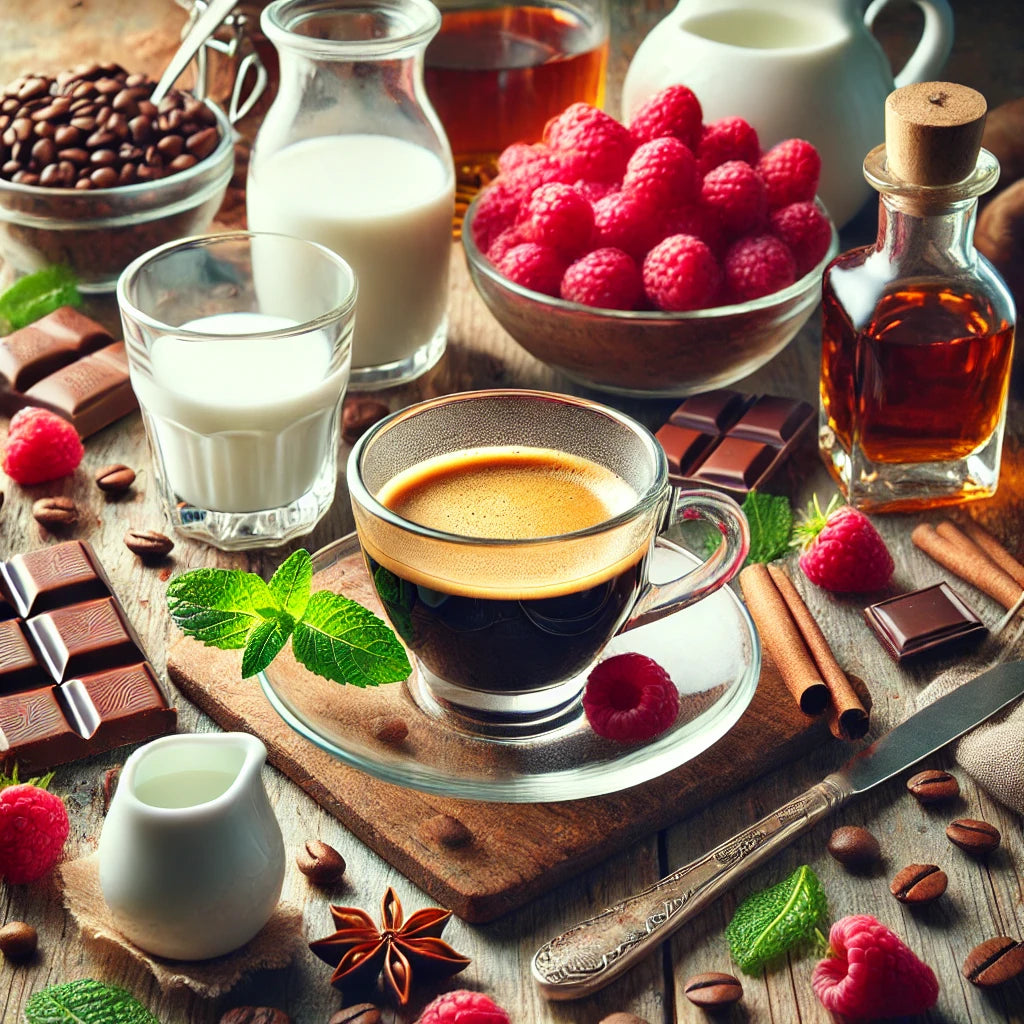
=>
[0,265,80,333]
[743,491,793,564]
[725,864,828,974]
[241,614,294,678]
[292,590,411,687]
[166,568,280,650]
[268,548,312,621]
[24,979,160,1024]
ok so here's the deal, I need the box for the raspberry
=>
[561,248,643,310]
[769,201,833,276]
[542,102,634,183]
[2,407,84,486]
[813,915,939,1019]
[758,138,821,210]
[583,652,680,743]
[623,136,699,209]
[592,191,663,260]
[496,242,567,297]
[628,84,703,151]
[519,182,594,255]
[643,234,722,312]
[0,778,70,884]
[700,160,768,237]
[471,180,521,253]
[497,141,550,176]
[696,116,761,175]
[486,226,527,265]
[723,234,797,302]
[668,204,727,257]
[572,179,616,204]
[795,495,895,593]
[414,990,510,1024]
[501,150,573,201]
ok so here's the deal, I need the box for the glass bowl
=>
[463,194,838,398]
[0,101,234,294]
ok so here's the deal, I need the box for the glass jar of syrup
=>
[819,82,1016,513]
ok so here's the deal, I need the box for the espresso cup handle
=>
[622,488,749,633]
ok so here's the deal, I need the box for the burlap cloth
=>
[915,633,1024,815]
[60,855,305,997]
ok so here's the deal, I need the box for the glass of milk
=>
[247,0,455,391]
[117,231,357,550]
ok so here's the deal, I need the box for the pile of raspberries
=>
[471,85,832,313]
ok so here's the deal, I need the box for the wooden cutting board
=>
[167,551,829,923]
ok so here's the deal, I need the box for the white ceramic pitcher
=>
[98,732,285,961]
[622,0,953,226]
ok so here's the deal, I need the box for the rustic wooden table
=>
[2,2,1023,1022]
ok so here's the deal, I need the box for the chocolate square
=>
[1,541,109,618]
[691,437,776,489]
[28,597,142,681]
[864,582,988,662]
[0,686,87,772]
[731,396,814,444]
[669,389,752,433]
[0,307,111,392]
[0,620,45,694]
[654,424,715,475]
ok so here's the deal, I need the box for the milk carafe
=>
[622,0,953,226]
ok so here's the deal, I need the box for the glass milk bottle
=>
[248,0,455,389]
[819,82,1016,512]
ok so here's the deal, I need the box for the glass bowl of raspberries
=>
[463,88,838,397]
[0,63,234,293]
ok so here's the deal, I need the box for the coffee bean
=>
[156,133,184,159]
[128,115,153,143]
[963,936,1024,987]
[683,971,744,1008]
[124,529,174,559]
[296,839,346,887]
[39,163,63,187]
[11,170,39,185]
[118,163,137,185]
[342,399,390,444]
[74,178,93,190]
[31,137,55,166]
[827,825,881,870]
[0,921,38,963]
[218,1010,290,1024]
[89,148,118,167]
[370,715,408,744]
[420,813,473,849]
[32,496,78,529]
[187,126,219,160]
[907,768,960,804]
[328,1004,381,1024]
[890,863,947,904]
[168,153,198,173]
[17,78,48,102]
[89,166,118,188]
[95,463,136,493]
[946,817,1001,855]
[597,1015,648,1024]
[59,146,89,165]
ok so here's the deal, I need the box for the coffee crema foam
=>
[360,446,651,599]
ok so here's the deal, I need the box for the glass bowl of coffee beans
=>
[0,63,234,292]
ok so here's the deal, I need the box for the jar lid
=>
[884,82,987,186]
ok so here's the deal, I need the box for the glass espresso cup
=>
[348,390,749,736]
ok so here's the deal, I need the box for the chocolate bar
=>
[0,306,137,437]
[864,582,988,662]
[0,540,175,772]
[655,389,815,497]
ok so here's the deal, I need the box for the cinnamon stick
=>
[739,563,829,716]
[959,520,1024,589]
[911,523,1023,609]
[767,564,870,741]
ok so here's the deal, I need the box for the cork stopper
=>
[884,82,987,186]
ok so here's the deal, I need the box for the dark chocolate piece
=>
[0,540,175,773]
[864,582,988,662]
[657,389,815,498]
[0,308,136,438]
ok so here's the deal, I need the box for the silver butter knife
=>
[533,658,1024,1000]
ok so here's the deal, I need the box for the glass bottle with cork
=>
[819,81,1016,513]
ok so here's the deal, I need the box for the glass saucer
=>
[258,532,760,802]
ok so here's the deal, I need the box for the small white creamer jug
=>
[98,732,285,961]
[622,0,954,226]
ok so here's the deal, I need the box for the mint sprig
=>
[725,864,828,973]
[166,549,411,687]
[24,979,159,1024]
[705,490,794,566]
[0,265,81,333]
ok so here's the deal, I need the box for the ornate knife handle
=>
[532,776,849,1000]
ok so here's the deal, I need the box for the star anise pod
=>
[309,887,470,1005]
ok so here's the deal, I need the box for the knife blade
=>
[533,658,1024,1000]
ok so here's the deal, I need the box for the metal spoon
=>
[151,0,240,105]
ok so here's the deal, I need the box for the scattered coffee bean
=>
[95,462,136,493]
[328,1005,381,1024]
[296,839,346,887]
[827,825,881,870]
[683,971,743,1008]
[0,921,38,963]
[946,817,1001,855]
[124,529,174,559]
[906,768,960,804]
[32,495,78,529]
[890,863,948,904]
[370,714,408,744]
[597,1015,649,1024]
[962,936,1024,988]
[342,398,390,445]
[219,1009,291,1024]
[421,813,473,849]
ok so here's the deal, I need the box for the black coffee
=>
[363,447,647,693]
